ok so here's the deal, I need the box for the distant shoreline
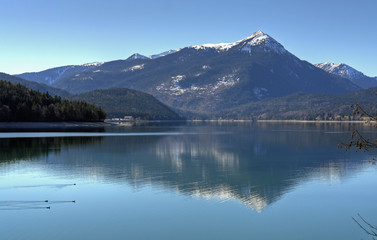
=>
[0,122,112,130]
[189,119,370,123]
[0,119,372,130]
[256,120,369,123]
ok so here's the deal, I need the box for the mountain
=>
[214,86,377,120]
[0,80,105,122]
[16,62,103,86]
[117,51,180,61]
[15,50,179,86]
[315,62,377,89]
[48,30,359,115]
[69,88,182,120]
[0,72,70,97]
[149,49,179,59]
[126,53,149,60]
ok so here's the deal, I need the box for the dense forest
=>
[212,89,377,120]
[69,88,182,120]
[0,72,70,97]
[177,88,377,120]
[0,80,106,122]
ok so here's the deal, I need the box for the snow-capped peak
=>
[314,62,366,80]
[189,30,287,54]
[127,53,149,60]
[240,30,287,54]
[241,30,266,41]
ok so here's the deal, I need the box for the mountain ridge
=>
[315,62,377,89]
[15,62,103,86]
[50,30,359,114]
[0,72,70,97]
[189,30,287,55]
[12,30,365,117]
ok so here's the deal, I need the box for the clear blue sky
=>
[1,0,376,76]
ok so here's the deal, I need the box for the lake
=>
[0,121,376,240]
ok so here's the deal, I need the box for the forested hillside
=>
[0,80,105,122]
[212,88,377,120]
[69,88,182,120]
[0,72,70,97]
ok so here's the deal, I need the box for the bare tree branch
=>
[353,214,377,238]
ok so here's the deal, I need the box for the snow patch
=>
[170,75,187,95]
[123,64,145,72]
[190,85,206,91]
[213,74,240,91]
[156,71,240,96]
[82,62,104,67]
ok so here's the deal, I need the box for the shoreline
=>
[0,122,112,129]
[256,119,370,123]
[0,119,372,130]
[188,119,370,123]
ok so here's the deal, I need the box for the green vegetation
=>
[69,88,182,120]
[0,80,106,122]
[189,87,377,120]
[0,72,70,97]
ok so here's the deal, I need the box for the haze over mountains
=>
[7,30,377,119]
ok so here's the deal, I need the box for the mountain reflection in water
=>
[0,122,374,212]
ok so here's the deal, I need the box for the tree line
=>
[0,80,106,122]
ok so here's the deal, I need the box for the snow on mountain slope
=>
[16,62,103,86]
[127,53,149,60]
[14,30,365,116]
[50,30,360,114]
[315,62,377,89]
[315,63,363,79]
[190,30,286,54]
[82,62,103,67]
[149,49,180,59]
[127,50,180,61]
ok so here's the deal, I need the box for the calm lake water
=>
[1,122,377,240]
